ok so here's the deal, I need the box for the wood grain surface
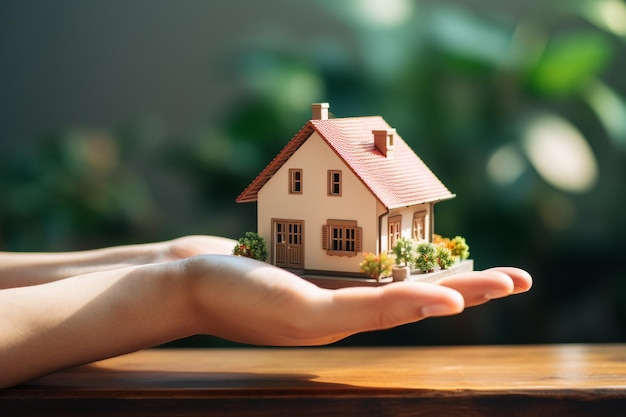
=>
[2,345,625,416]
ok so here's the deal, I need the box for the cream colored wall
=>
[257,132,378,273]
[379,204,433,251]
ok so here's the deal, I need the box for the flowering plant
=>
[433,234,470,261]
[359,252,393,280]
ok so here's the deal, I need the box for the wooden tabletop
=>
[2,345,626,416]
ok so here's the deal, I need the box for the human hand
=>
[0,250,531,388]
[183,256,532,346]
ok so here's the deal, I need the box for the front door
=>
[273,219,304,269]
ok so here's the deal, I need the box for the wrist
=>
[150,259,201,339]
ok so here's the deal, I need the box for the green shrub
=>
[414,242,437,273]
[436,245,455,270]
[391,237,416,266]
[233,231,268,262]
[450,236,470,260]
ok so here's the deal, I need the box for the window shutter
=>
[355,227,362,252]
[322,225,328,250]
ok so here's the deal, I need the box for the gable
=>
[257,131,378,213]
[236,124,315,203]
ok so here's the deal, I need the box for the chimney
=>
[373,129,396,158]
[311,103,329,120]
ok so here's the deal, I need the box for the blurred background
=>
[1,0,625,346]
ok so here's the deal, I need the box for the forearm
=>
[0,260,195,388]
[0,235,238,290]
[0,242,169,289]
[0,254,326,388]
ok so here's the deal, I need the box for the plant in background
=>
[0,129,160,251]
[433,234,449,247]
[391,237,416,267]
[359,252,393,281]
[436,245,455,270]
[449,236,470,260]
[233,231,268,262]
[434,234,470,262]
[414,242,438,273]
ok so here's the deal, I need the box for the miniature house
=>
[236,103,455,277]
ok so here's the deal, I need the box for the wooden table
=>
[2,345,625,416]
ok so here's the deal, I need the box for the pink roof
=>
[236,115,455,209]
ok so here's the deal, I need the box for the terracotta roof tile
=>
[236,115,455,208]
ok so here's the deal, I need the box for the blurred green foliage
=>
[0,128,160,250]
[1,0,625,344]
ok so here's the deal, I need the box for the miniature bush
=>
[436,245,455,270]
[433,234,450,247]
[434,234,470,262]
[450,236,470,260]
[391,237,415,266]
[359,252,393,280]
[233,231,268,262]
[414,242,437,273]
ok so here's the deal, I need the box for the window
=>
[322,220,362,256]
[412,212,427,242]
[327,170,342,196]
[276,222,285,244]
[388,215,402,251]
[289,169,302,194]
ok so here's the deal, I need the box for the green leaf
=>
[426,6,513,68]
[581,78,626,150]
[575,0,626,38]
[528,30,614,96]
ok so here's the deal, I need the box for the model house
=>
[236,103,455,277]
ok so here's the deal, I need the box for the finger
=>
[485,267,533,294]
[436,267,532,307]
[436,270,515,307]
[308,282,464,344]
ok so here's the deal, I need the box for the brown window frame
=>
[412,211,427,242]
[388,215,402,251]
[327,170,342,196]
[322,219,362,257]
[289,168,303,194]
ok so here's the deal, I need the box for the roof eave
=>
[385,193,456,210]
[235,123,316,203]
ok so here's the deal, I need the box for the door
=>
[273,220,304,268]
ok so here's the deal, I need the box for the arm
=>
[0,235,236,289]
[0,252,531,389]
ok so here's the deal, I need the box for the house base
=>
[301,260,474,289]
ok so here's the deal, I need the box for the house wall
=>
[380,204,433,252]
[257,132,379,274]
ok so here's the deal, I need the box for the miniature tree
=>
[436,245,455,270]
[233,231,268,262]
[359,252,393,281]
[414,242,437,273]
[449,236,470,260]
[391,237,415,267]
